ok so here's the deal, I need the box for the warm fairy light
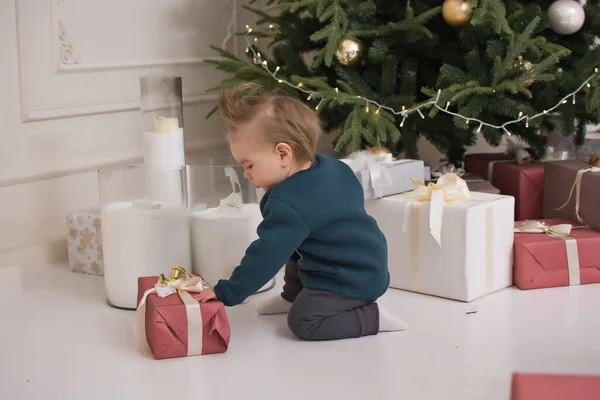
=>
[240,27,599,136]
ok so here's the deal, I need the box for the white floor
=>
[1,263,599,400]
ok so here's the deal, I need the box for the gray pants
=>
[283,259,380,341]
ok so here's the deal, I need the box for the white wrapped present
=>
[365,173,514,302]
[341,150,424,200]
[66,207,103,275]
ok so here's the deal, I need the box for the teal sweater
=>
[213,154,389,306]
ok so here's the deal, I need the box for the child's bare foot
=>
[257,295,292,315]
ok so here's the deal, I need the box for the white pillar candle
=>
[191,202,274,292]
[143,116,185,204]
[102,200,191,309]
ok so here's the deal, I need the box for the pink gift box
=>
[137,276,230,360]
[513,219,600,290]
[511,372,600,400]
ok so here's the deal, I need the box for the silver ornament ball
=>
[547,0,585,35]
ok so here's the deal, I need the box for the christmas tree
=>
[206,0,600,165]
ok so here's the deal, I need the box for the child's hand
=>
[197,288,217,303]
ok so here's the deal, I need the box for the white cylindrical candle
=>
[143,116,185,203]
[153,116,179,134]
[191,203,274,292]
[102,200,191,309]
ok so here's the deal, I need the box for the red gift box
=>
[513,219,600,290]
[135,275,230,359]
[511,373,600,400]
[464,153,511,181]
[493,162,544,221]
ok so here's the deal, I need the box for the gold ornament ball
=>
[442,0,473,27]
[512,56,534,86]
[369,146,392,156]
[335,37,365,66]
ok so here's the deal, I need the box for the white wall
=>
[0,0,257,266]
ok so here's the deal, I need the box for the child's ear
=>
[275,142,293,165]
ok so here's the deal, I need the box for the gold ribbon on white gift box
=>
[394,173,495,295]
[514,220,581,286]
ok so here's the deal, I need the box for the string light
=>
[241,26,599,135]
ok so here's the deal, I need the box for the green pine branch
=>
[308,0,348,67]
[470,0,511,36]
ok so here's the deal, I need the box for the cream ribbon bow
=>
[134,266,211,358]
[514,221,581,286]
[431,163,465,178]
[513,220,572,236]
[344,150,392,198]
[398,173,471,246]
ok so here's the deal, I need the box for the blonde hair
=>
[218,83,321,163]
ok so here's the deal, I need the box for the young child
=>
[196,83,408,340]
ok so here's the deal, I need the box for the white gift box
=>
[365,189,514,302]
[341,152,425,200]
[66,207,104,276]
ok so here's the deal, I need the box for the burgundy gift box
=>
[464,153,511,181]
[511,373,600,400]
[461,173,500,194]
[543,160,600,231]
[427,173,500,194]
[136,276,230,360]
[492,162,544,221]
[513,219,600,290]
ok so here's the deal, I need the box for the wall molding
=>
[57,20,80,65]
[51,0,237,73]
[16,0,236,122]
[0,135,228,188]
[22,91,219,123]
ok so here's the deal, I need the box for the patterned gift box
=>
[66,208,103,275]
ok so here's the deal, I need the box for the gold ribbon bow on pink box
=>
[134,266,211,357]
[397,172,471,245]
[514,220,581,286]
